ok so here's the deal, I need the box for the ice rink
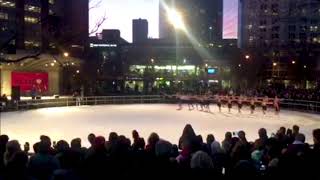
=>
[1,104,320,147]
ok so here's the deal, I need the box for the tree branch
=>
[89,12,107,35]
[0,52,41,63]
[89,0,102,10]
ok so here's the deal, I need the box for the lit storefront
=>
[0,53,81,98]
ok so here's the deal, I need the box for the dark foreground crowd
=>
[0,125,320,179]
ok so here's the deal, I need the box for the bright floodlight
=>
[64,52,69,57]
[167,9,185,30]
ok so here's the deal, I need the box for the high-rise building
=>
[159,0,223,45]
[0,0,60,50]
[132,18,148,43]
[0,0,88,52]
[55,0,89,49]
[239,0,320,50]
[238,0,320,85]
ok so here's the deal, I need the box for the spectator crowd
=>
[0,125,320,179]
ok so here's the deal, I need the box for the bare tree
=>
[89,13,107,36]
[89,0,107,35]
[89,0,102,10]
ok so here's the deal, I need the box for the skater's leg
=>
[177,100,182,110]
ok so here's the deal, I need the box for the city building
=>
[87,30,128,95]
[122,37,241,94]
[0,0,57,50]
[132,18,148,43]
[54,0,89,51]
[159,0,223,46]
[88,27,241,95]
[238,0,320,87]
[0,0,88,97]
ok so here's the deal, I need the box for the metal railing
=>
[0,95,319,114]
[12,95,174,111]
[280,99,320,113]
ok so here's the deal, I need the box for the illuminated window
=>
[25,5,41,13]
[25,40,40,48]
[0,12,8,20]
[310,26,318,32]
[24,16,38,24]
[0,0,15,8]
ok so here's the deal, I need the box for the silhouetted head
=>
[293,125,300,135]
[71,138,81,149]
[295,133,305,143]
[56,140,70,152]
[279,127,286,135]
[155,140,172,157]
[88,133,96,146]
[39,141,51,154]
[33,142,40,154]
[258,128,267,139]
[148,132,160,146]
[132,130,139,139]
[40,135,51,147]
[206,134,215,145]
[182,124,196,138]
[313,129,320,145]
[225,132,232,140]
[4,140,21,165]
[108,132,118,143]
[94,136,106,150]
[5,140,21,155]
[0,135,9,152]
[238,131,246,141]
[190,151,214,169]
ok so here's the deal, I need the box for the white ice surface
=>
[1,104,320,148]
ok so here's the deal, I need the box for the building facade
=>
[132,18,148,43]
[87,30,128,95]
[238,0,320,87]
[0,0,59,50]
[88,28,241,95]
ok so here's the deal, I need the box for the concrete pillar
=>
[48,70,60,95]
[0,69,12,96]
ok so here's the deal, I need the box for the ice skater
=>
[74,91,81,106]
[187,94,195,111]
[176,92,184,110]
[195,95,203,111]
[274,96,280,115]
[250,97,256,114]
[237,95,243,113]
[262,96,268,115]
[203,93,211,112]
[227,96,232,113]
[216,95,222,112]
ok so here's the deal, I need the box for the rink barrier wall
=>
[0,95,319,114]
[5,95,175,111]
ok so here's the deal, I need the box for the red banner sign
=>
[12,72,48,93]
